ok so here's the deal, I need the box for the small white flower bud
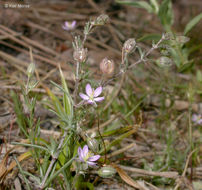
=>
[97,166,116,178]
[73,48,88,63]
[157,56,173,67]
[100,58,115,76]
[123,38,136,53]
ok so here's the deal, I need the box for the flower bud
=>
[73,48,88,63]
[87,138,99,152]
[157,56,173,67]
[94,14,109,25]
[97,166,116,178]
[176,36,190,44]
[27,62,35,78]
[123,38,136,53]
[100,58,115,76]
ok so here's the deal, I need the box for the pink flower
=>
[78,145,100,166]
[192,114,202,125]
[62,21,76,31]
[79,84,104,105]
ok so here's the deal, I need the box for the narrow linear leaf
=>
[184,13,202,35]
[116,0,154,13]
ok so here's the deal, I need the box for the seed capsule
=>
[97,166,116,178]
[94,14,109,25]
[123,38,136,53]
[73,48,88,63]
[100,58,115,76]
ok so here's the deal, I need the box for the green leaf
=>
[116,0,154,13]
[196,70,202,83]
[11,91,29,138]
[138,33,161,42]
[184,13,202,35]
[150,0,159,14]
[158,0,174,30]
[99,127,139,154]
[59,66,73,120]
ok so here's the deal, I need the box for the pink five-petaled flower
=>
[79,84,104,105]
[62,21,76,31]
[192,114,202,125]
[78,145,100,166]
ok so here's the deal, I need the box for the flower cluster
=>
[192,114,202,125]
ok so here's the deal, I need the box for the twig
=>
[107,143,135,158]
[0,85,63,96]
[119,165,179,179]
[174,149,197,190]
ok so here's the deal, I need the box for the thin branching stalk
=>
[103,34,166,87]
[97,112,107,164]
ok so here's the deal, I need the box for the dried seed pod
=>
[94,14,109,25]
[123,38,136,53]
[97,166,116,178]
[100,58,115,76]
[73,48,88,63]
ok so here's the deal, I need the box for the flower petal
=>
[64,21,70,27]
[94,97,104,102]
[79,93,89,100]
[192,114,198,122]
[71,21,76,28]
[197,119,202,125]
[86,84,92,96]
[78,147,84,162]
[88,155,100,162]
[94,86,102,97]
[83,145,88,157]
[87,161,97,166]
[62,25,69,31]
[87,100,94,104]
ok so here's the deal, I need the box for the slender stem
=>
[25,76,30,95]
[97,112,107,163]
[73,61,80,103]
[39,131,68,189]
[82,23,93,46]
[103,34,165,87]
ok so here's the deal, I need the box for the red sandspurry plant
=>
[10,14,170,190]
